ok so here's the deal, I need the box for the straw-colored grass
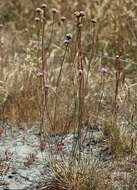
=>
[0,0,136,189]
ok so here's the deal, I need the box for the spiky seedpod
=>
[66,33,72,40]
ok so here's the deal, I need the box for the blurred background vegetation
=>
[0,0,136,129]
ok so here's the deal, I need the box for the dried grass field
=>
[0,0,137,189]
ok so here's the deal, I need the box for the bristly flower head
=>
[37,72,43,76]
[101,68,108,73]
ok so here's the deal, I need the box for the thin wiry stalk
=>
[41,11,47,131]
[112,56,121,116]
[46,12,55,51]
[40,9,53,152]
[77,14,85,163]
[53,43,69,154]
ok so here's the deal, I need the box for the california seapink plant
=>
[53,33,72,154]
[70,11,85,163]
[96,68,108,121]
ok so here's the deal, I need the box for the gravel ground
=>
[0,123,136,190]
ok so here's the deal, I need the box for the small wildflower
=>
[80,11,85,17]
[37,72,43,76]
[45,84,49,88]
[79,69,83,75]
[74,11,80,18]
[52,8,58,14]
[64,39,69,44]
[101,68,108,73]
[66,33,72,40]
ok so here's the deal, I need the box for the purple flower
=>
[64,39,69,44]
[79,69,83,75]
[37,72,43,76]
[101,68,107,73]
[45,84,49,88]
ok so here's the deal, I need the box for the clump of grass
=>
[103,120,132,157]
[40,160,107,190]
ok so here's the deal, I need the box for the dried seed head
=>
[24,28,28,32]
[79,69,83,75]
[77,22,83,28]
[41,3,47,9]
[36,8,42,13]
[116,55,120,59]
[35,17,40,22]
[61,16,66,22]
[0,24,3,29]
[52,8,58,14]
[74,11,80,18]
[66,33,72,40]
[91,18,96,23]
[80,11,85,17]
